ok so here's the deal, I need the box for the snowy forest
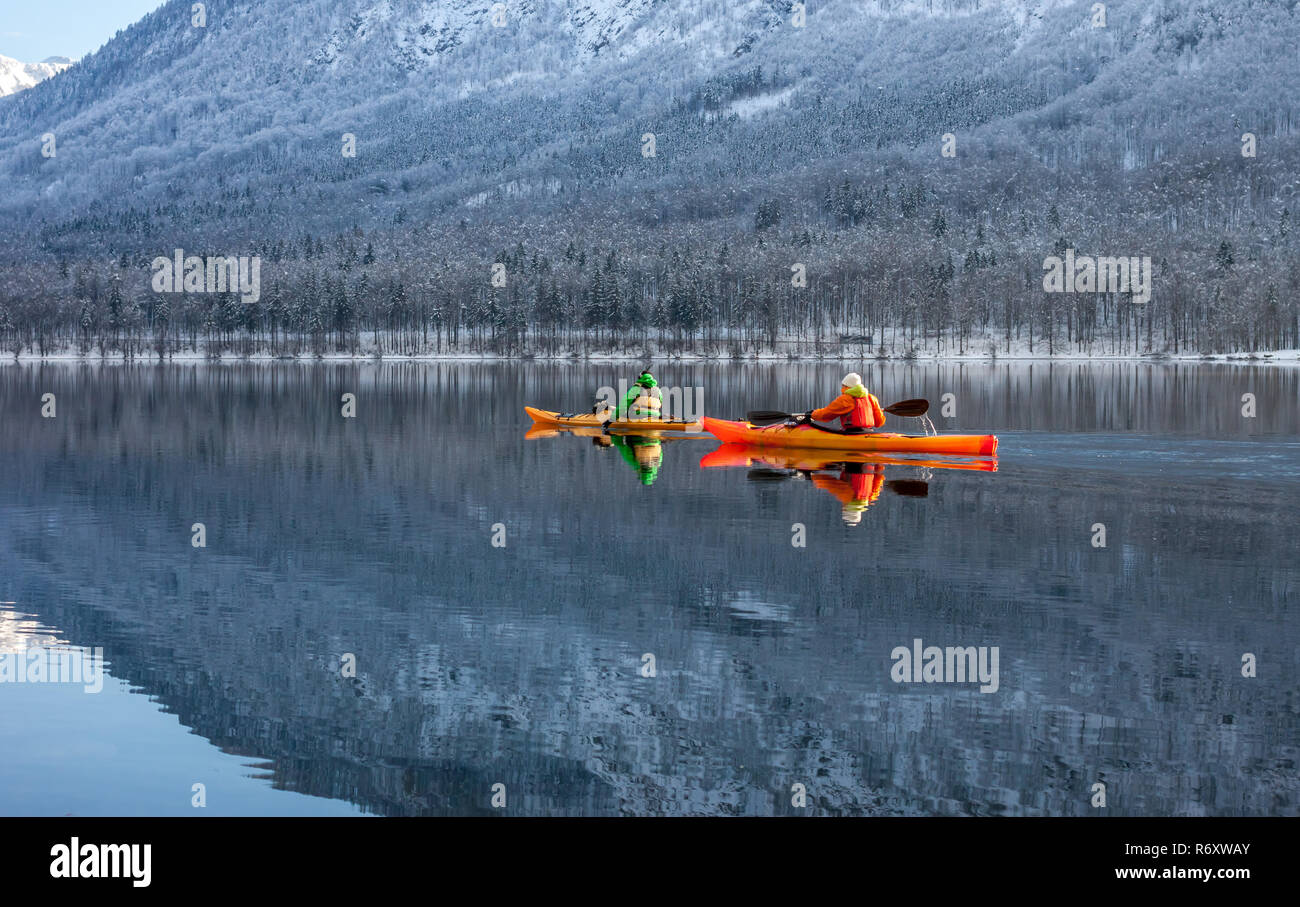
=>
[0,0,1297,358]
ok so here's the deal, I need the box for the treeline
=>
[3,203,1296,358]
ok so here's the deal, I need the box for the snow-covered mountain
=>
[0,54,72,98]
[0,0,1295,358]
[0,0,1296,299]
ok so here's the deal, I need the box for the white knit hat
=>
[841,372,863,388]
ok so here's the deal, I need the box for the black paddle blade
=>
[747,468,795,481]
[883,398,929,417]
[886,479,930,497]
[745,410,795,425]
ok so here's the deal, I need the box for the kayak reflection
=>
[525,423,688,487]
[700,443,997,526]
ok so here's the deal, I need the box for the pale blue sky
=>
[0,0,165,62]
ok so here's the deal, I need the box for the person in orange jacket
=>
[803,372,885,430]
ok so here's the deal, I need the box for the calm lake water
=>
[1,361,1297,816]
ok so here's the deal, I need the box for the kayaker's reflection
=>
[707,442,986,526]
[748,461,885,525]
[591,434,663,486]
[807,462,886,526]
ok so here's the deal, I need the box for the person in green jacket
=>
[600,369,665,484]
[614,371,664,421]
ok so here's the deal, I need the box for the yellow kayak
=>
[525,406,702,434]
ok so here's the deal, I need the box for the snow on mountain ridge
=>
[311,0,802,74]
[302,0,1087,88]
[0,54,73,98]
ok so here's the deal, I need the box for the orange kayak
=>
[699,443,998,472]
[701,417,998,457]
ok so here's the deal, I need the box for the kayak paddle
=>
[882,399,930,417]
[886,479,930,497]
[746,467,798,481]
[745,399,930,426]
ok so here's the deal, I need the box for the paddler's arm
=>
[614,386,638,419]
[810,395,853,422]
[809,474,855,503]
[868,393,885,427]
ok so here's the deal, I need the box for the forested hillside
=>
[1,0,1297,357]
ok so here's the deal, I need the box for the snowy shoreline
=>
[4,350,1299,365]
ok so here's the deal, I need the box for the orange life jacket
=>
[842,395,872,429]
[842,393,884,429]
